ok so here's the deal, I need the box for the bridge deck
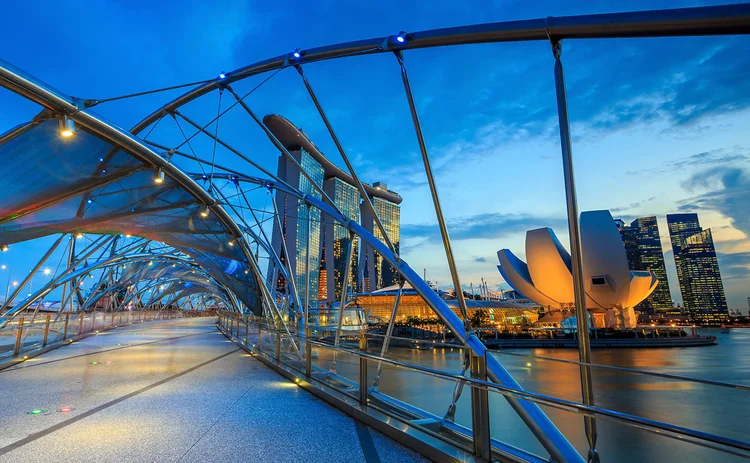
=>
[0,318,426,462]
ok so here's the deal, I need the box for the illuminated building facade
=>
[324,177,360,301]
[667,213,728,323]
[361,188,401,291]
[356,284,538,328]
[264,114,402,304]
[616,216,673,312]
[269,147,324,307]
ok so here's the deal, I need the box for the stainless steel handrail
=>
[364,332,750,391]
[219,313,750,458]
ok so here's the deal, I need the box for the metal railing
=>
[0,309,211,368]
[217,311,750,462]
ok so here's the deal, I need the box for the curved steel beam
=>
[0,59,269,317]
[130,3,750,134]
[206,172,582,462]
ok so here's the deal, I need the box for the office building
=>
[667,213,728,322]
[361,187,401,292]
[265,114,402,303]
[628,217,673,311]
[269,145,324,306]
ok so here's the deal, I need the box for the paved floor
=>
[0,318,428,462]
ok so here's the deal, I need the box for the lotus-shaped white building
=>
[497,210,658,328]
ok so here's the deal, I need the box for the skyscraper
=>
[269,147,324,307]
[615,216,672,312]
[324,177,360,301]
[265,114,402,303]
[361,188,401,291]
[631,217,673,311]
[667,213,728,322]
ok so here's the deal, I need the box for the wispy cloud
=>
[402,212,566,244]
[679,166,750,238]
[626,146,750,177]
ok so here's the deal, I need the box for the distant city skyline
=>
[0,0,747,312]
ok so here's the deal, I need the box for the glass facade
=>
[295,149,324,306]
[327,178,360,301]
[680,229,728,321]
[630,217,673,311]
[371,197,401,290]
[667,214,728,320]
[667,213,702,309]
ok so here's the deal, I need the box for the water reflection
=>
[371,328,749,462]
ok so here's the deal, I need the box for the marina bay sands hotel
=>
[264,115,402,305]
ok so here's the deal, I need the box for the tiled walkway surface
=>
[0,318,427,462]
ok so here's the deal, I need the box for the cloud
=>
[679,166,750,238]
[717,251,750,281]
[474,256,488,263]
[626,146,750,177]
[402,212,566,244]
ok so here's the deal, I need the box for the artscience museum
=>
[497,210,659,329]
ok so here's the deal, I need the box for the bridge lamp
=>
[200,206,210,218]
[1,245,8,252]
[219,71,226,79]
[394,31,409,43]
[228,240,234,247]
[154,168,165,184]
[58,115,75,138]
[12,281,18,287]
[291,48,302,59]
[43,268,51,276]
[75,232,84,239]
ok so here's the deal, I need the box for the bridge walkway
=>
[0,317,426,463]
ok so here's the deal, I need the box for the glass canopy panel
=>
[0,117,262,314]
[180,247,262,315]
[0,119,143,228]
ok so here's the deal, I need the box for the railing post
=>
[110,310,116,328]
[78,312,84,335]
[62,314,70,340]
[359,333,368,405]
[42,314,51,347]
[276,319,281,362]
[92,310,97,329]
[258,320,263,351]
[305,326,312,377]
[236,315,241,338]
[471,352,491,460]
[13,316,24,357]
[245,318,249,345]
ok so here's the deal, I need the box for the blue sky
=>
[0,0,748,311]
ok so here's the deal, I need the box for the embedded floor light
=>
[154,168,165,184]
[58,115,75,138]
[200,206,210,218]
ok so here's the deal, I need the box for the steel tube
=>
[304,204,312,329]
[223,174,584,462]
[0,234,64,312]
[396,53,470,323]
[13,317,24,357]
[129,4,750,136]
[552,40,598,463]
[42,314,51,347]
[295,67,397,257]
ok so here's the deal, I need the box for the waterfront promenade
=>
[0,318,425,462]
